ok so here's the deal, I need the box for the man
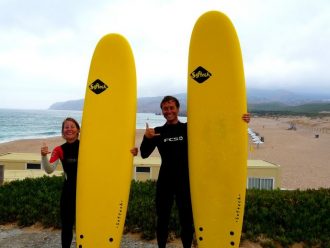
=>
[140,95,250,248]
[140,96,192,248]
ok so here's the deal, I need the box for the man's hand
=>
[144,123,160,139]
[242,113,251,123]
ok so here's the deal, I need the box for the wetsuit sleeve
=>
[41,146,63,174]
[140,135,158,159]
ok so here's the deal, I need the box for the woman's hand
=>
[41,142,51,156]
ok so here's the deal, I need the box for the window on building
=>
[248,177,274,190]
[136,167,150,173]
[27,163,41,170]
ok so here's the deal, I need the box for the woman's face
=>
[62,120,79,143]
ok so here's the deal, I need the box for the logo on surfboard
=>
[89,79,108,94]
[190,66,212,83]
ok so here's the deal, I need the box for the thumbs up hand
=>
[41,142,51,156]
[144,123,160,139]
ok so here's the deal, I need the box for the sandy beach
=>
[247,116,330,189]
[1,116,330,190]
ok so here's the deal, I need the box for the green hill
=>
[249,102,330,116]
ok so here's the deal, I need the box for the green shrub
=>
[0,176,62,227]
[244,188,330,246]
[125,180,181,239]
[1,178,329,246]
[125,180,157,239]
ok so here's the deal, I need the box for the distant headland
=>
[49,89,330,116]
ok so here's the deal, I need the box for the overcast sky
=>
[0,0,329,109]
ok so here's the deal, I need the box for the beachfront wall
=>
[0,153,280,189]
[247,160,281,190]
[0,152,63,183]
[133,157,161,181]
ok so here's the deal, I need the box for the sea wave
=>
[0,110,183,143]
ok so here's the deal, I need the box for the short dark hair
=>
[160,96,180,109]
[61,117,80,135]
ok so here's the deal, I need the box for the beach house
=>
[0,152,280,190]
[0,152,63,184]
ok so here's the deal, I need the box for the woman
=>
[41,117,81,248]
[41,117,138,247]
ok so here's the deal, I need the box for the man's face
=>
[161,100,179,124]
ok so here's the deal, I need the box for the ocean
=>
[0,109,187,143]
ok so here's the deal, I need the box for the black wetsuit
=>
[59,140,79,248]
[140,122,194,248]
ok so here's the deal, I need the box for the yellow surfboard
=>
[76,34,136,247]
[187,11,248,247]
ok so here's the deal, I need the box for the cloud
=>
[0,0,329,109]
[239,1,330,90]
